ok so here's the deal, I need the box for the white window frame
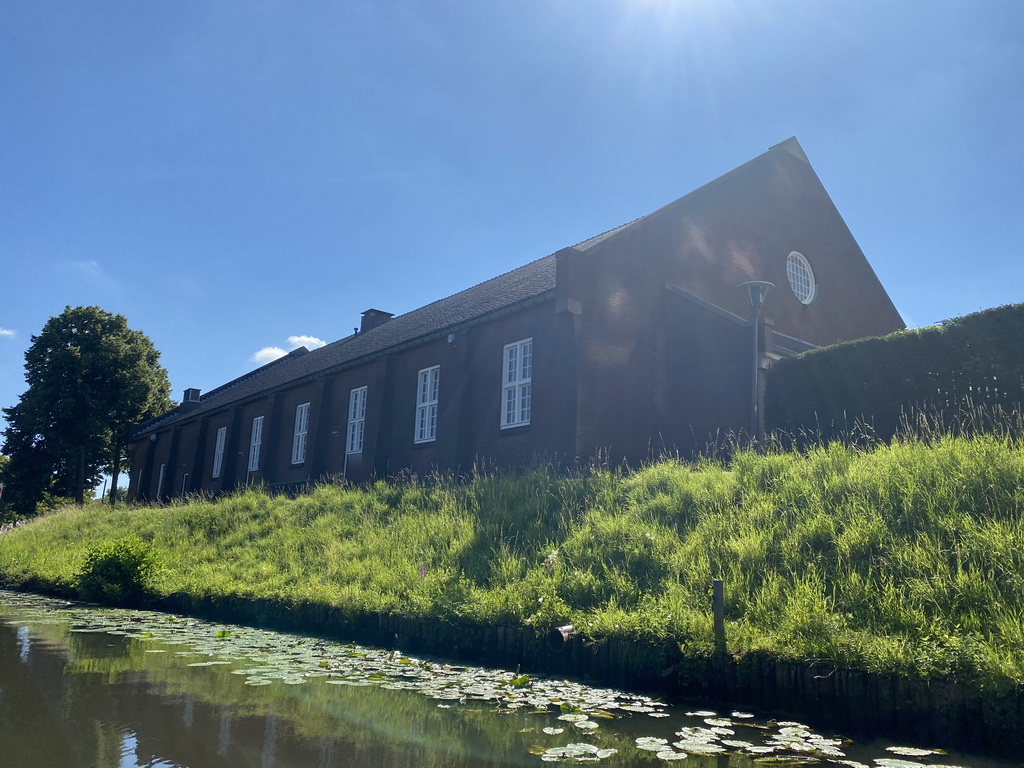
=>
[211,426,227,479]
[248,416,263,472]
[291,402,310,465]
[346,386,367,454]
[501,338,532,429]
[786,251,817,305]
[156,463,166,499]
[414,366,440,443]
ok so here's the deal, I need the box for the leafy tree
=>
[1,306,174,512]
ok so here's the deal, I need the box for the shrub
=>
[76,537,158,604]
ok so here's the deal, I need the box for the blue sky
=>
[2,0,1023,429]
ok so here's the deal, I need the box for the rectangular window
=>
[248,416,263,472]
[291,402,310,464]
[156,463,166,499]
[501,338,532,428]
[414,366,440,443]
[346,386,367,454]
[212,426,227,478]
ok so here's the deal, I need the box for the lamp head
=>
[739,281,775,312]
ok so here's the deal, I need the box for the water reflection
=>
[0,592,1010,768]
[17,624,29,662]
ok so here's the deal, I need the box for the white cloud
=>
[287,335,327,350]
[0,328,14,338]
[251,347,288,365]
[250,334,327,366]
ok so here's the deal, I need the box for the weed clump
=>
[76,536,158,604]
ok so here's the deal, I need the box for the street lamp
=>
[739,281,774,440]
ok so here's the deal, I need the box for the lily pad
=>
[539,743,611,762]
[656,749,689,760]
[673,741,726,755]
[636,737,671,751]
[885,748,943,758]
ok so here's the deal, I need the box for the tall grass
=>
[2,433,1023,684]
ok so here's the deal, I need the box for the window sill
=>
[500,421,531,431]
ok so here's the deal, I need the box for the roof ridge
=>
[572,216,646,251]
[200,345,311,402]
[371,252,558,327]
[573,140,807,255]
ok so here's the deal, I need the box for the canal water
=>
[0,591,1012,768]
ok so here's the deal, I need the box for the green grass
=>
[2,433,1023,685]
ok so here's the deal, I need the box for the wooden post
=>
[712,579,726,653]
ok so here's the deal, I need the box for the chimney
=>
[360,309,394,334]
[180,388,202,412]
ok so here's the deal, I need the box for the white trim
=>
[248,416,263,472]
[501,338,532,428]
[414,366,440,443]
[211,426,227,478]
[156,463,166,498]
[786,251,816,305]
[346,386,367,454]
[291,402,310,464]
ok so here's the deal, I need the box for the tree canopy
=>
[1,306,175,512]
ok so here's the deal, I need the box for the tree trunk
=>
[109,438,121,507]
[75,447,86,506]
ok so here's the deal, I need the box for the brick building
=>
[128,138,904,501]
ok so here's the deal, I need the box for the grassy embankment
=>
[1,433,1022,686]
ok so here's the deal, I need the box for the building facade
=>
[128,138,904,501]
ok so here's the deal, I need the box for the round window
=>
[786,252,816,304]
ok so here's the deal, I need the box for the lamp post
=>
[739,281,774,440]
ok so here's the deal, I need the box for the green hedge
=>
[766,302,1024,442]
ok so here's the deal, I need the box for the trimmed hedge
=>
[766,302,1024,442]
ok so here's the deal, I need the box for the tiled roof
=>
[137,253,557,435]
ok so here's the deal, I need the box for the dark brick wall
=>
[582,148,904,349]
[371,297,575,478]
[322,358,388,484]
[129,298,579,498]
[265,380,323,487]
[226,399,273,490]
[199,412,233,494]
